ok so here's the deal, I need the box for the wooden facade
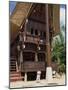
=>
[10,2,60,81]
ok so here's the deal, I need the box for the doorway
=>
[27,72,37,81]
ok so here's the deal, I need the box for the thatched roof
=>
[10,2,33,26]
[10,2,60,43]
[10,2,33,43]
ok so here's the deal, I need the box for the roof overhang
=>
[10,2,60,43]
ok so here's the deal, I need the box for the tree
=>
[52,25,66,73]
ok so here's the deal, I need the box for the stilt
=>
[46,67,52,80]
[24,72,27,82]
[20,51,23,62]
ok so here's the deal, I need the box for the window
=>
[31,28,33,35]
[38,53,45,61]
[43,32,46,37]
[40,31,43,37]
[40,31,46,37]
[35,29,38,35]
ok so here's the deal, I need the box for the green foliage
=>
[52,25,66,73]
[58,63,66,73]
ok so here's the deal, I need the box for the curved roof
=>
[10,2,33,43]
[10,2,33,26]
[10,2,60,43]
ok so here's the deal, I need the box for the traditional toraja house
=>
[10,2,60,82]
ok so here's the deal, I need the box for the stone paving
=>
[10,74,66,88]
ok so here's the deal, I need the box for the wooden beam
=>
[45,4,51,67]
[29,18,45,24]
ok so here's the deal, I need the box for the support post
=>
[45,4,52,81]
[36,71,41,82]
[35,52,38,62]
[24,72,27,82]
[24,19,28,41]
[19,51,23,71]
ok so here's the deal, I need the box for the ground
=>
[10,74,66,88]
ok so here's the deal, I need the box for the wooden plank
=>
[21,61,46,72]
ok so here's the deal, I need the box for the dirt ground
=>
[10,74,66,88]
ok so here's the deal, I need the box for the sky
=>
[60,5,66,26]
[9,1,66,26]
[9,1,16,15]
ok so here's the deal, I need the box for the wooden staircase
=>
[10,57,16,72]
[10,57,24,82]
[10,72,24,82]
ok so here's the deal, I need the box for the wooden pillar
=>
[24,19,28,41]
[19,50,23,71]
[45,4,52,80]
[35,52,38,62]
[45,4,51,67]
[19,31,23,42]
[17,45,21,72]
[20,51,23,62]
[18,31,23,71]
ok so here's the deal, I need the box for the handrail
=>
[25,34,46,44]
